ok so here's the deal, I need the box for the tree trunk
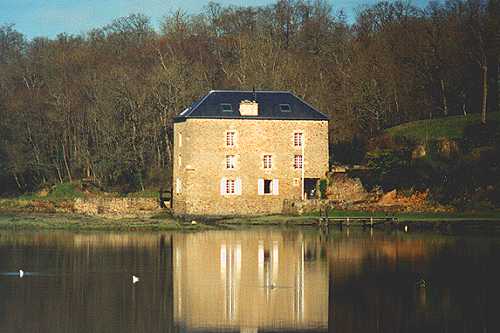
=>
[13,173,22,191]
[481,64,488,124]
[487,55,498,115]
[62,142,72,182]
[440,79,448,116]
[55,164,63,183]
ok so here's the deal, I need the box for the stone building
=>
[172,90,329,216]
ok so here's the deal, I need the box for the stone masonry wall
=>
[172,118,329,216]
[74,198,163,218]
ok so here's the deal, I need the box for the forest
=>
[0,0,499,195]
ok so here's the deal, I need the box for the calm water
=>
[0,228,499,332]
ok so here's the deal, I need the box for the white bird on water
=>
[19,270,24,278]
[132,275,139,284]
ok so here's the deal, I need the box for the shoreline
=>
[0,211,211,231]
[1,209,500,232]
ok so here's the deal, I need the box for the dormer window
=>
[221,103,233,112]
[280,104,291,112]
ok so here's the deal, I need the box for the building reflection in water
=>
[2,228,483,333]
[173,231,328,332]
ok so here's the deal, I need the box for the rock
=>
[411,145,426,160]
[378,190,397,205]
[326,174,369,203]
[36,188,49,197]
[436,138,459,159]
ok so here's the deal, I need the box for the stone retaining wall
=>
[282,199,330,215]
[74,197,166,218]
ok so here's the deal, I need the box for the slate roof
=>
[174,90,328,122]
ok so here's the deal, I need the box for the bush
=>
[331,136,366,165]
[462,122,499,151]
[49,182,84,199]
[365,149,411,190]
[319,179,328,199]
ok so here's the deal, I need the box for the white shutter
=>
[258,178,264,195]
[235,177,242,195]
[273,178,279,195]
[220,177,227,195]
[176,178,181,194]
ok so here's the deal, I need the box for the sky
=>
[0,0,424,40]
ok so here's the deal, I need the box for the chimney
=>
[239,100,259,116]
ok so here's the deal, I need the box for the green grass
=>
[126,190,161,198]
[18,182,85,201]
[324,209,500,221]
[386,112,500,142]
[0,212,213,231]
[221,210,500,225]
[1,209,500,231]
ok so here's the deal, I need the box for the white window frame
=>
[221,103,233,112]
[226,131,236,147]
[226,179,235,194]
[220,177,242,195]
[294,155,303,169]
[280,104,291,112]
[294,132,303,147]
[226,155,236,169]
[263,155,272,169]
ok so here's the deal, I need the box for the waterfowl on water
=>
[416,278,427,288]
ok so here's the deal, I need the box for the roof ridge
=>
[292,93,330,120]
[174,90,329,122]
[209,90,292,94]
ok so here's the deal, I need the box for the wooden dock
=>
[316,207,399,228]
[317,216,399,228]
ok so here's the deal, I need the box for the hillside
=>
[386,112,500,142]
[361,112,500,210]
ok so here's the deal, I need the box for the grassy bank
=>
[386,112,500,142]
[2,196,500,231]
[0,212,213,231]
[221,210,500,225]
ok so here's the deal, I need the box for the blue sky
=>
[0,1,424,40]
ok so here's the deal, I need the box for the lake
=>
[0,227,499,332]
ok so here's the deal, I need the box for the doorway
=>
[304,178,319,199]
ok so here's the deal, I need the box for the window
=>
[221,103,233,112]
[226,155,236,169]
[258,178,279,195]
[178,155,182,167]
[280,104,291,112]
[226,131,236,147]
[264,179,272,194]
[263,155,272,169]
[226,179,235,194]
[221,177,242,195]
[176,178,181,194]
[294,155,303,169]
[294,132,303,147]
[178,133,182,147]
